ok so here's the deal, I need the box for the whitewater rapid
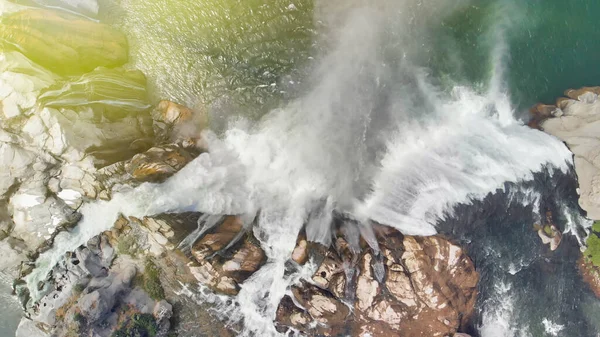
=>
[25,1,577,336]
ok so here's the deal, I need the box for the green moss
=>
[585,232,600,267]
[117,234,140,257]
[73,312,86,324]
[73,283,86,294]
[0,9,128,75]
[142,258,165,301]
[112,313,158,337]
[592,221,600,233]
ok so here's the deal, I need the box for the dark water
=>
[439,167,596,336]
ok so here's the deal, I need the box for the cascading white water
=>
[25,1,577,335]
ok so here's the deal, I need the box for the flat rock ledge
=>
[530,86,600,220]
[189,218,479,337]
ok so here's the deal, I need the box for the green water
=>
[100,0,316,116]
[94,0,600,117]
[2,0,600,336]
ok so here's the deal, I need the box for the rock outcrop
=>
[0,8,128,75]
[533,211,562,251]
[530,87,600,220]
[186,218,479,337]
[530,87,600,300]
[275,225,479,337]
[15,234,173,337]
[190,216,266,295]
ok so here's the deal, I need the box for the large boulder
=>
[37,67,151,117]
[533,87,600,219]
[0,8,128,75]
[190,216,266,295]
[152,100,209,147]
[274,225,479,337]
[125,145,195,182]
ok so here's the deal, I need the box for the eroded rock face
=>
[153,100,208,147]
[187,217,479,337]
[274,225,478,337]
[18,233,173,337]
[190,216,266,295]
[126,145,195,182]
[0,8,128,75]
[531,87,600,220]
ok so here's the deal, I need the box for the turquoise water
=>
[97,0,600,115]
[2,0,600,336]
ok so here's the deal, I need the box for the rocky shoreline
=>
[530,86,600,300]
[0,2,483,337]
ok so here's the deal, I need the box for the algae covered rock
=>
[125,145,195,183]
[38,67,151,117]
[0,8,128,75]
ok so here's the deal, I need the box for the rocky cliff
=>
[530,87,600,300]
[531,87,600,220]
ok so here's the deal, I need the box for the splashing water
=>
[26,0,577,335]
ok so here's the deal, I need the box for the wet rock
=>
[534,87,600,220]
[24,234,174,337]
[126,145,194,182]
[528,103,562,129]
[190,216,266,295]
[275,226,479,337]
[153,100,208,146]
[0,9,128,75]
[537,225,562,251]
[291,281,350,328]
[38,67,151,117]
[291,232,309,265]
[275,295,312,332]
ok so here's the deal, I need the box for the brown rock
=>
[291,281,350,328]
[189,216,265,295]
[528,103,561,129]
[125,145,194,182]
[275,295,312,333]
[154,100,208,146]
[291,233,309,265]
[158,101,194,124]
[564,86,600,100]
[578,256,600,298]
[275,227,479,337]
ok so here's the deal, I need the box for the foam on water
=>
[25,0,577,334]
[479,281,532,337]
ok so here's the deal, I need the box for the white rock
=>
[15,318,50,337]
[542,98,600,219]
